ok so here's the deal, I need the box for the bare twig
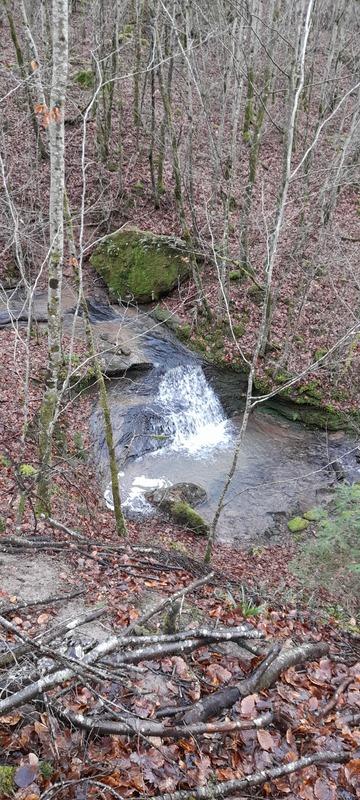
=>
[319,676,353,718]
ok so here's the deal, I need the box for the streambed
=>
[90,319,360,546]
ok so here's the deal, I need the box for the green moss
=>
[0,517,5,533]
[0,766,15,797]
[179,323,191,341]
[90,229,191,304]
[151,306,180,331]
[229,270,241,281]
[266,398,357,432]
[314,348,327,362]
[288,516,309,532]
[39,761,54,780]
[254,376,272,394]
[118,22,134,42]
[298,380,322,400]
[74,69,93,89]
[303,507,328,522]
[151,309,191,340]
[275,370,291,384]
[232,322,245,338]
[248,284,266,304]
[171,501,209,536]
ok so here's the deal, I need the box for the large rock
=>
[145,483,209,536]
[147,483,207,508]
[90,227,191,304]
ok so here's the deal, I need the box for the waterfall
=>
[152,365,231,454]
[104,365,231,515]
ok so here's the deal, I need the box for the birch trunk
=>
[38,0,68,512]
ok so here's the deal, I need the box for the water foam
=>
[152,365,231,454]
[105,475,171,514]
[105,365,231,513]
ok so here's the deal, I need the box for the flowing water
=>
[98,362,360,545]
[150,365,232,453]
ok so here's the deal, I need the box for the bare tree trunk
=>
[38,0,68,512]
[133,0,143,147]
[259,0,315,356]
[2,0,47,158]
[63,191,127,536]
[94,0,116,162]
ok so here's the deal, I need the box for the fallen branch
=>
[44,515,90,542]
[319,676,353,718]
[0,588,85,616]
[0,574,214,714]
[126,572,214,633]
[144,751,349,800]
[0,606,106,668]
[0,629,258,715]
[183,642,328,724]
[50,704,274,738]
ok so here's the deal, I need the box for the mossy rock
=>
[90,228,191,304]
[151,306,182,332]
[288,516,309,533]
[171,501,209,535]
[0,765,15,797]
[146,483,209,536]
[266,398,357,432]
[303,507,327,522]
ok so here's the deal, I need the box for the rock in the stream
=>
[93,329,152,374]
[145,483,209,536]
[147,482,207,507]
[90,227,191,304]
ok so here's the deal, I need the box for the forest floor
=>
[1,325,360,800]
[1,10,360,797]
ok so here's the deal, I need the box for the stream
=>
[2,291,358,545]
[89,307,360,546]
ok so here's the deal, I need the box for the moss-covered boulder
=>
[170,501,209,535]
[287,516,309,533]
[90,228,191,304]
[145,482,209,535]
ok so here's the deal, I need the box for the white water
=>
[104,474,171,515]
[105,365,232,514]
[152,365,232,454]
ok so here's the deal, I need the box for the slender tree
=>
[38,0,68,512]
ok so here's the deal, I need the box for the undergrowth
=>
[291,483,360,614]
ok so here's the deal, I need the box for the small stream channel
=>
[1,291,358,545]
[90,307,360,546]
